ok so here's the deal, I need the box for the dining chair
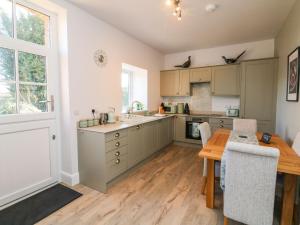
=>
[199,122,220,194]
[233,118,257,134]
[292,132,300,218]
[223,142,279,225]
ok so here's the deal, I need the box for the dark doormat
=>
[0,184,82,225]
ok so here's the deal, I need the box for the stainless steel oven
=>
[186,117,209,140]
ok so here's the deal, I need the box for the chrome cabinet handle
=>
[219,125,224,128]
[136,125,140,129]
[115,151,120,156]
[115,159,120,164]
[219,120,224,123]
[115,142,120,147]
[115,132,120,138]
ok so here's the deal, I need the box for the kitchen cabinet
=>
[209,118,233,134]
[77,117,174,193]
[160,70,190,96]
[128,124,145,168]
[174,116,186,142]
[160,70,180,97]
[240,58,278,133]
[190,67,212,83]
[179,69,190,96]
[143,121,157,156]
[211,65,240,96]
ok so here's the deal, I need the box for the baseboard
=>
[60,171,79,186]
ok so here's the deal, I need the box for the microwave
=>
[164,105,177,114]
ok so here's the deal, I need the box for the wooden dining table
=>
[198,129,300,225]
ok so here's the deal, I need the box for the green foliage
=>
[0,7,47,114]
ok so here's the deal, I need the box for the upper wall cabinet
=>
[160,69,190,97]
[190,67,212,83]
[211,65,240,96]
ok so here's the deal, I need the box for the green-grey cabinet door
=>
[174,116,186,142]
[240,59,277,132]
[211,65,240,96]
[143,122,156,157]
[128,125,144,168]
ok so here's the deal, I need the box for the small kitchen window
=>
[121,63,148,113]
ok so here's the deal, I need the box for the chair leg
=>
[201,176,207,195]
[224,216,228,225]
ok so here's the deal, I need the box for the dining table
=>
[198,129,300,225]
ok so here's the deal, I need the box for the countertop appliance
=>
[226,108,239,117]
[177,103,184,114]
[164,104,177,114]
[186,116,209,140]
[184,103,190,115]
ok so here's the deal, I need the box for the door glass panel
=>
[0,0,13,38]
[18,51,46,83]
[0,82,16,114]
[16,4,49,46]
[19,84,47,113]
[0,47,15,81]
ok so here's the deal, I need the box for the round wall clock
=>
[94,50,107,67]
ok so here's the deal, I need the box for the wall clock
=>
[94,50,107,67]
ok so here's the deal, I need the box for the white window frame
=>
[0,0,59,124]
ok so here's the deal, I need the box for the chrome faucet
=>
[126,100,143,118]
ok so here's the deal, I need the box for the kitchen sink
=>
[119,114,157,124]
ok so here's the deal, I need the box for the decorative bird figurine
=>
[174,56,191,68]
[222,50,246,64]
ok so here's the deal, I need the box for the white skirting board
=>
[60,171,80,186]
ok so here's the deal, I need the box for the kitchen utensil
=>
[108,107,116,123]
[184,103,190,115]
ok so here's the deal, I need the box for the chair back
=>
[199,122,211,146]
[224,142,279,225]
[199,122,211,177]
[292,132,300,156]
[233,119,257,134]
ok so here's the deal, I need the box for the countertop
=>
[78,112,239,134]
[78,114,175,134]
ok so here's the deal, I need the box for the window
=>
[0,1,51,115]
[121,63,148,113]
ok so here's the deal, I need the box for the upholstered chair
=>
[199,122,220,194]
[223,142,279,225]
[233,119,257,134]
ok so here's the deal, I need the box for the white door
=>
[0,0,59,207]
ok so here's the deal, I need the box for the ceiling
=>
[66,0,296,53]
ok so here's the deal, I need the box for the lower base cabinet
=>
[78,117,174,193]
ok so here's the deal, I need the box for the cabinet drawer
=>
[106,154,128,182]
[106,146,128,162]
[209,118,233,125]
[106,137,128,152]
[190,67,211,83]
[105,129,128,142]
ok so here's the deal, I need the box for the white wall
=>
[275,0,300,144]
[32,0,163,185]
[164,39,275,69]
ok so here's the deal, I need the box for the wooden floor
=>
[38,145,225,225]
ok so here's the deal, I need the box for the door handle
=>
[40,95,54,112]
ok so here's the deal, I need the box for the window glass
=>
[16,4,49,46]
[121,63,148,113]
[18,51,46,83]
[121,71,130,113]
[0,0,13,37]
[0,47,15,81]
[19,84,47,113]
[0,82,16,114]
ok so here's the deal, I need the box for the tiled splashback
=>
[162,83,240,112]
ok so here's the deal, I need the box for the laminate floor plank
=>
[37,145,224,225]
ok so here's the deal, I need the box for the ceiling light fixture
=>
[166,0,182,21]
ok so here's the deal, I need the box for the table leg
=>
[281,174,297,225]
[206,159,215,208]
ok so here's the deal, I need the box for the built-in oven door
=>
[186,120,202,140]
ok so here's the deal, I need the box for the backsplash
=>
[162,83,240,112]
